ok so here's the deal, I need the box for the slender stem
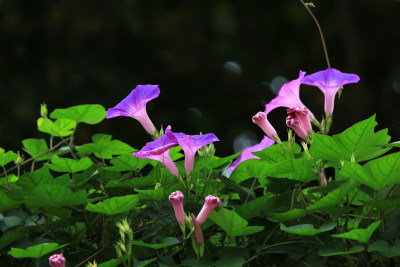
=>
[299,0,331,68]
[245,177,257,203]
[0,137,71,177]
[2,166,9,189]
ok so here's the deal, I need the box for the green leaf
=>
[341,152,400,190]
[25,184,88,208]
[235,194,275,220]
[280,222,336,236]
[97,258,123,267]
[253,142,301,163]
[0,150,18,167]
[22,138,56,161]
[381,141,400,147]
[131,237,180,249]
[332,220,381,243]
[318,242,364,256]
[8,243,68,258]
[368,240,400,257]
[0,191,23,212]
[77,134,134,159]
[230,157,317,184]
[214,257,246,267]
[209,208,264,236]
[50,104,106,124]
[307,180,356,211]
[37,118,76,137]
[310,115,391,162]
[0,230,26,251]
[46,157,93,173]
[17,167,53,191]
[105,154,151,171]
[85,194,141,215]
[137,185,184,202]
[267,209,307,222]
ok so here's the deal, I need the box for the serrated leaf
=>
[280,222,336,236]
[37,117,76,137]
[341,152,400,190]
[8,243,68,258]
[50,104,106,124]
[209,208,264,236]
[77,134,134,159]
[85,195,141,215]
[332,220,381,243]
[24,184,88,208]
[0,150,18,167]
[46,157,93,173]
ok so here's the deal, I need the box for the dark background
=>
[0,0,399,156]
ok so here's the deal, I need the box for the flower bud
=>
[169,191,185,224]
[286,115,309,140]
[49,254,66,267]
[252,112,278,141]
[196,195,221,225]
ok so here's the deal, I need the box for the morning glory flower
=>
[107,84,160,135]
[196,195,221,225]
[49,254,66,267]
[166,128,219,174]
[169,191,186,224]
[252,112,278,141]
[133,126,179,176]
[229,135,275,172]
[302,68,360,115]
[265,71,309,116]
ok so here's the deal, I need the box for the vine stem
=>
[299,0,331,68]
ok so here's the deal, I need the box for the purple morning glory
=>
[166,128,219,174]
[302,68,360,115]
[133,126,179,176]
[265,71,309,116]
[229,135,275,172]
[107,84,160,135]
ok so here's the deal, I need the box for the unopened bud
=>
[14,152,24,166]
[40,103,48,118]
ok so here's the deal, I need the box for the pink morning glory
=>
[252,112,278,141]
[49,254,66,267]
[302,68,360,115]
[229,135,275,172]
[191,213,204,245]
[169,191,186,224]
[264,71,310,116]
[166,128,219,174]
[107,84,160,135]
[196,195,221,225]
[133,126,179,176]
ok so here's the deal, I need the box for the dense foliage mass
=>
[1,67,400,267]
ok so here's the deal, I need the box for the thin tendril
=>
[299,0,331,68]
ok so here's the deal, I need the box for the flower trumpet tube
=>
[49,254,66,267]
[107,84,160,135]
[169,191,186,224]
[252,112,278,141]
[196,195,221,225]
[302,68,360,116]
[191,213,204,258]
